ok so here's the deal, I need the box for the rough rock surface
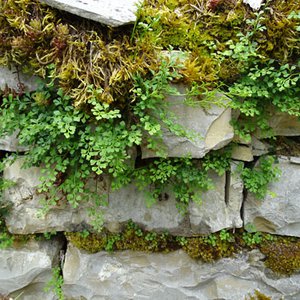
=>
[0,238,63,299]
[231,144,254,161]
[189,162,243,234]
[3,157,87,234]
[251,136,270,156]
[4,157,244,235]
[244,156,300,237]
[0,130,30,152]
[243,0,264,10]
[0,65,38,92]
[0,65,38,152]
[142,85,234,159]
[255,111,300,137]
[3,157,185,235]
[39,0,139,27]
[63,245,300,300]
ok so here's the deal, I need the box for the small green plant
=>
[176,236,188,246]
[0,230,13,249]
[105,235,121,252]
[43,231,57,240]
[79,230,90,238]
[243,231,263,246]
[204,234,217,247]
[240,156,281,199]
[133,157,214,213]
[44,267,64,300]
[219,229,234,242]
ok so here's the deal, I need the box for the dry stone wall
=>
[1,63,300,300]
[0,1,300,299]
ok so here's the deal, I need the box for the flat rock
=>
[39,0,139,27]
[142,85,234,159]
[232,144,254,161]
[3,157,185,235]
[4,157,244,235]
[251,136,270,156]
[244,156,300,237]
[62,245,300,300]
[256,111,300,137]
[0,238,63,299]
[189,162,243,234]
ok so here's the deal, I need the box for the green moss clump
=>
[246,290,272,300]
[65,222,180,253]
[182,235,237,262]
[260,237,300,275]
[66,225,300,277]
[65,232,107,253]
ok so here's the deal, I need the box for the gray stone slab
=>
[4,157,244,236]
[142,85,234,159]
[0,66,38,92]
[39,0,139,27]
[0,238,63,299]
[3,157,186,235]
[244,156,300,237]
[62,246,300,300]
[0,130,30,152]
[189,162,243,234]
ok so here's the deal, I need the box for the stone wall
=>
[1,62,300,300]
[1,1,300,299]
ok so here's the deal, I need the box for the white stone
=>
[243,0,264,10]
[244,156,300,237]
[62,246,300,300]
[142,85,234,159]
[189,162,243,234]
[0,238,63,299]
[39,0,140,27]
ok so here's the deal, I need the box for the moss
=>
[182,235,237,262]
[246,290,272,300]
[1,0,298,107]
[65,232,107,253]
[259,237,300,275]
[65,225,300,276]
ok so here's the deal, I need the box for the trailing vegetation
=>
[0,0,298,228]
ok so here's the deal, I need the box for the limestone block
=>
[0,130,30,152]
[39,0,139,27]
[232,144,254,161]
[244,156,300,237]
[243,0,264,10]
[62,246,300,300]
[3,157,87,234]
[4,157,185,235]
[0,238,63,299]
[189,162,243,234]
[0,66,38,92]
[255,111,300,137]
[142,85,234,159]
[251,136,270,156]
